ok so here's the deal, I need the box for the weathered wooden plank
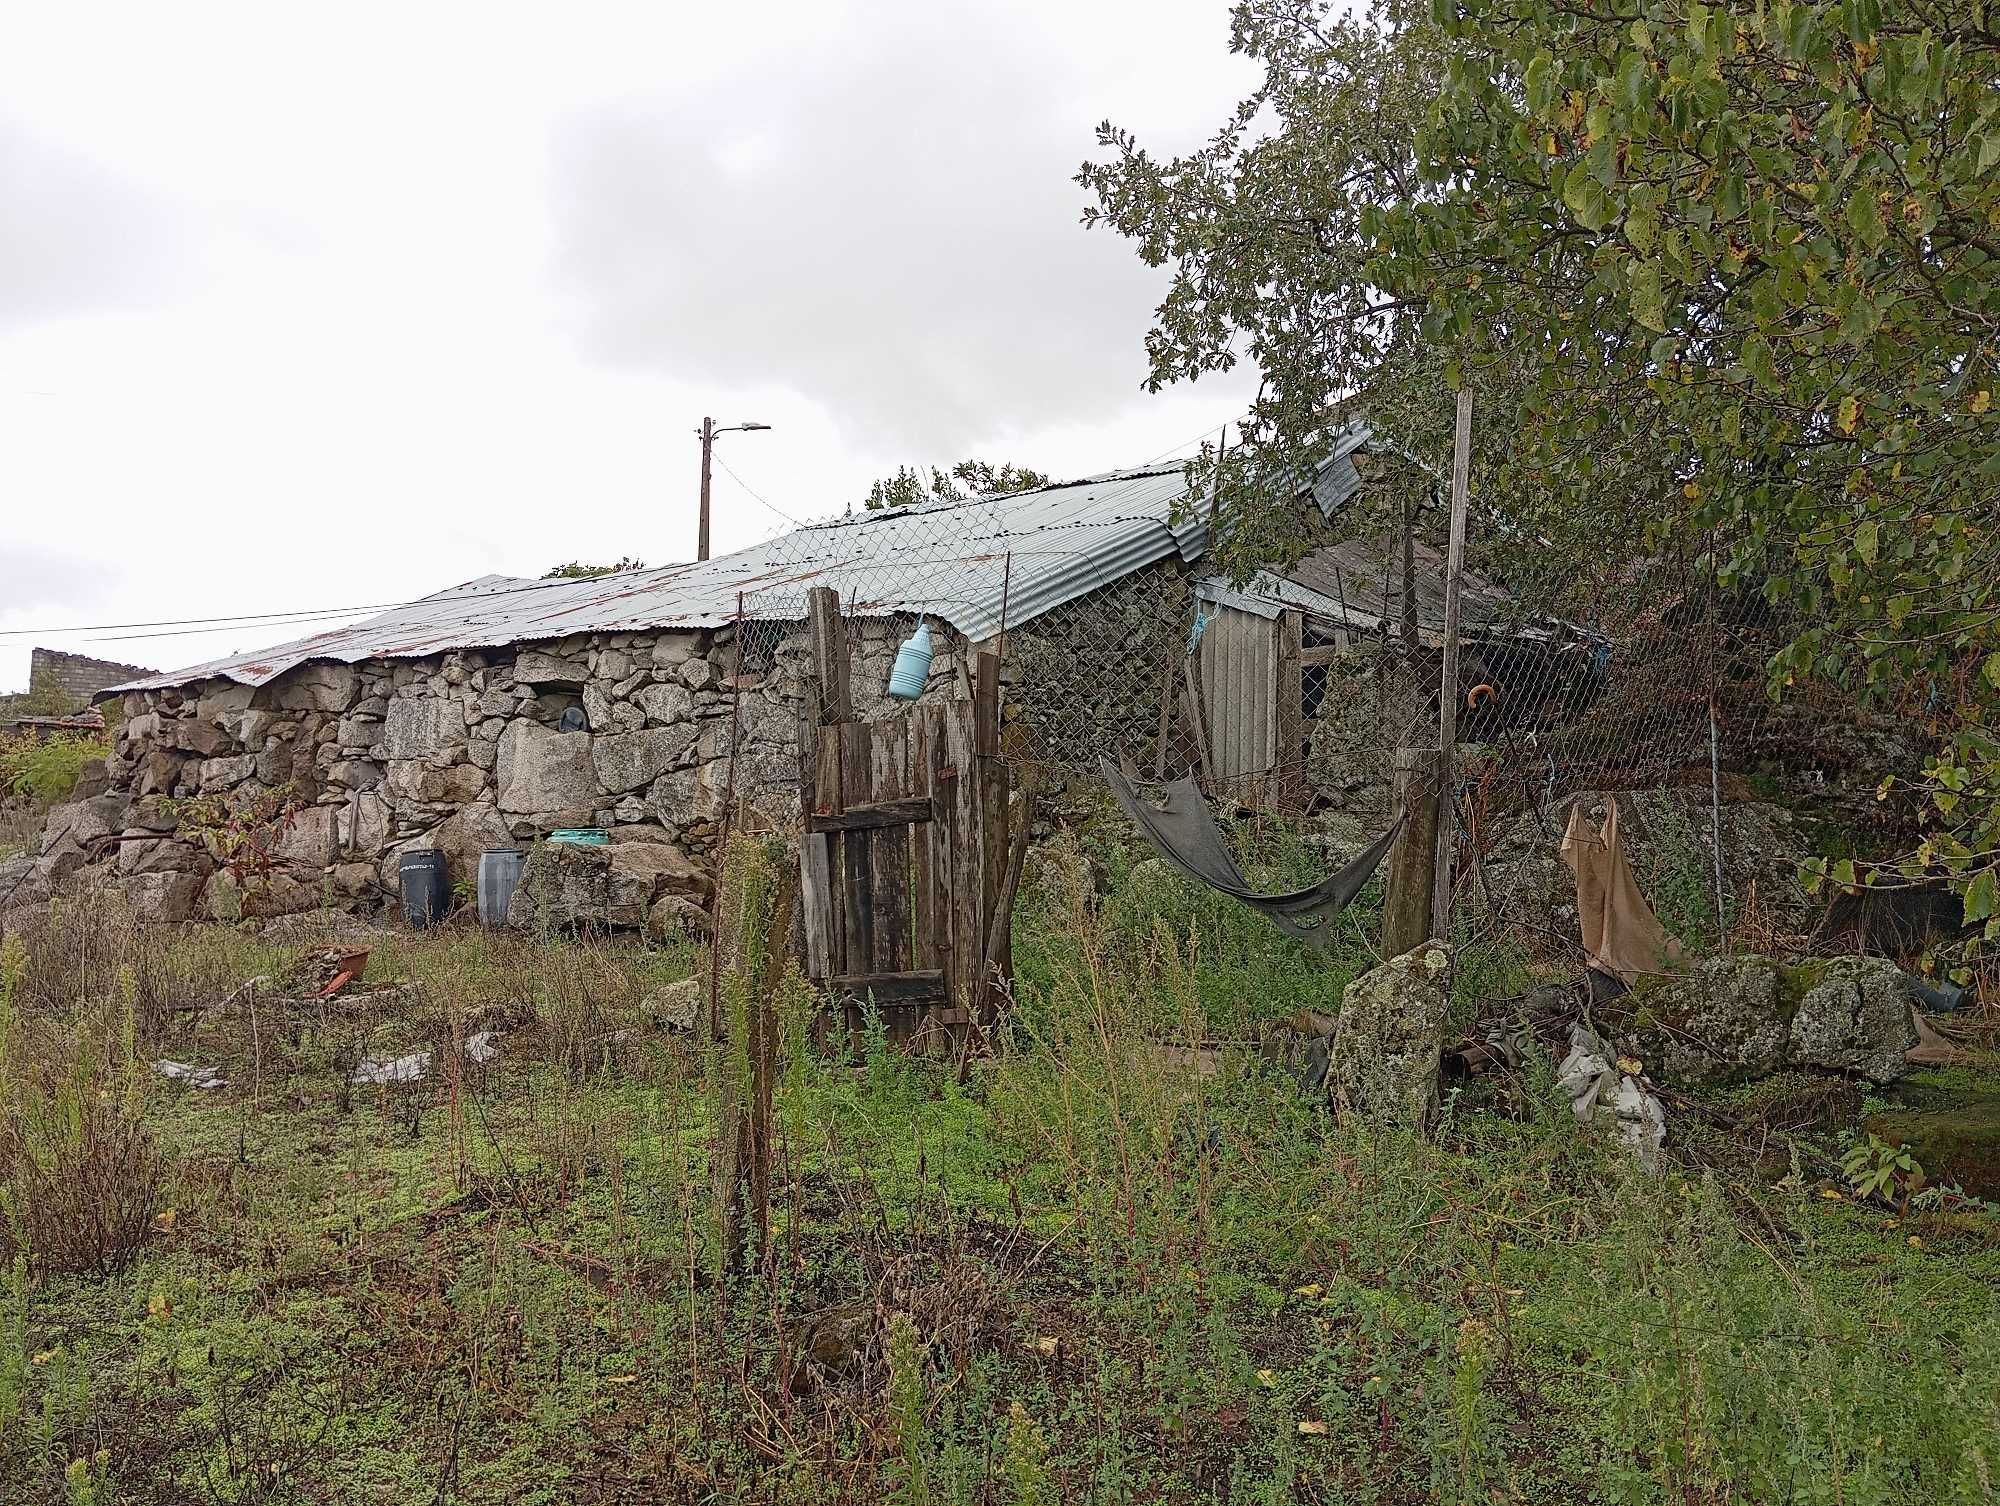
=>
[1181,657,1212,786]
[798,677,831,976]
[909,711,934,987]
[927,727,957,999]
[807,586,852,725]
[806,797,934,832]
[870,718,911,980]
[822,970,947,1006]
[1276,608,1305,812]
[814,725,848,980]
[980,773,1035,1022]
[1300,644,1347,668]
[838,720,875,987]
[973,654,1008,1023]
[942,703,983,1026]
[1434,387,1474,936]
[800,834,833,978]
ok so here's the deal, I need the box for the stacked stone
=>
[1,615,960,929]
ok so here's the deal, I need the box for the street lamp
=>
[696,418,773,562]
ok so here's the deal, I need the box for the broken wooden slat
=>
[805,797,934,833]
[822,970,947,1006]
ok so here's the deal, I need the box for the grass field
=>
[1,827,1996,1504]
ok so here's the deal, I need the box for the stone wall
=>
[1,614,969,927]
[0,647,154,719]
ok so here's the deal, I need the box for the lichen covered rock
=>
[1617,953,1914,1087]
[1788,956,1916,1083]
[1329,942,1452,1128]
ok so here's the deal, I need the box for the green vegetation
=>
[541,558,646,579]
[863,460,1051,512]
[1081,0,2000,913]
[0,867,1994,1502]
[0,733,111,811]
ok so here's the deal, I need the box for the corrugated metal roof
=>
[1199,535,1545,646]
[109,463,1206,693]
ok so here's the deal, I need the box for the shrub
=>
[0,939,163,1277]
[0,731,111,809]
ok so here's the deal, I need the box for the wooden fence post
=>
[1433,387,1474,934]
[1382,744,1443,960]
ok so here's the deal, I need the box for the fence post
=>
[1433,387,1474,935]
[1383,744,1443,959]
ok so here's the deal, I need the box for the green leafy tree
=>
[541,557,646,579]
[1395,0,2000,919]
[1083,0,2000,922]
[862,459,1050,511]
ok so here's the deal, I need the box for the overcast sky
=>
[0,1,1260,691]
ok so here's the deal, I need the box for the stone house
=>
[0,432,1564,928]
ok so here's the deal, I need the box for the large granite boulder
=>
[427,802,517,883]
[1623,955,1788,1086]
[505,837,712,930]
[592,726,698,796]
[0,856,52,913]
[1329,942,1453,1129]
[1616,953,1914,1087]
[506,841,618,929]
[1789,956,1917,1082]
[496,720,596,815]
[125,870,206,923]
[38,794,129,882]
[273,663,360,714]
[383,695,449,761]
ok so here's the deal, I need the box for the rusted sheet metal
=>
[108,462,1205,694]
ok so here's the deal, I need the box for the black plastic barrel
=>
[399,849,449,929]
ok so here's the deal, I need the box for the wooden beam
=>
[807,797,934,833]
[806,585,852,725]
[1276,608,1304,812]
[1382,744,1443,960]
[1180,655,1212,785]
[1434,387,1474,933]
[822,970,948,1006]
[1299,644,1347,668]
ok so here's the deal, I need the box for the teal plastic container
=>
[887,619,934,701]
[549,828,609,847]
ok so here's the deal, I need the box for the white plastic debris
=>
[1557,1023,1666,1172]
[464,1031,502,1064]
[154,1060,227,1090]
[350,1050,432,1086]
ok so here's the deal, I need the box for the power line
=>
[710,451,805,528]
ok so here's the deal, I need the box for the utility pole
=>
[697,417,716,562]
[695,417,772,563]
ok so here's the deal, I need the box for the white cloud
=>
[0,0,1259,691]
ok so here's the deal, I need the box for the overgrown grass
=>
[0,857,1994,1503]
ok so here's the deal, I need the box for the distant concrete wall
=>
[24,648,153,708]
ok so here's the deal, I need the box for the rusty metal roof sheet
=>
[107,462,1208,693]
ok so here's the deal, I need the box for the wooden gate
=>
[796,588,1022,1046]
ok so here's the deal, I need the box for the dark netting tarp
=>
[1100,756,1402,947]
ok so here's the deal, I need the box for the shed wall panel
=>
[1200,606,1278,794]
